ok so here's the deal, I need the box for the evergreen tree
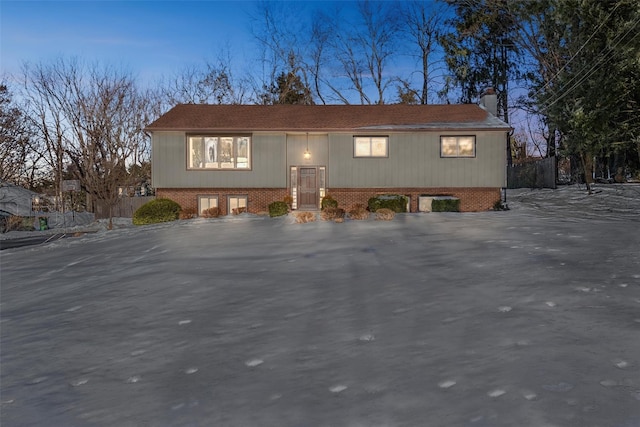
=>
[439,0,522,122]
[527,0,640,187]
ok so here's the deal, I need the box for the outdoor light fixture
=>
[304,133,311,160]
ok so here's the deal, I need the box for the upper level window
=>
[441,136,475,158]
[354,136,388,157]
[188,136,251,169]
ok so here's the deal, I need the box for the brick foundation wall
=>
[157,188,288,215]
[158,187,501,214]
[328,188,501,212]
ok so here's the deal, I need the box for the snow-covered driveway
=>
[1,185,639,426]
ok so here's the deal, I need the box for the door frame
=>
[297,166,319,210]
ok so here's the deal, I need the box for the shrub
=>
[132,198,181,225]
[431,197,460,212]
[375,208,395,221]
[268,201,289,217]
[232,207,247,215]
[492,199,509,211]
[201,207,221,218]
[4,216,32,232]
[348,204,369,220]
[321,194,338,209]
[321,207,345,221]
[283,195,293,206]
[368,194,407,213]
[295,211,316,223]
[179,207,197,219]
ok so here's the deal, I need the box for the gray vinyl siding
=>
[285,134,329,186]
[151,132,286,188]
[327,132,506,188]
[152,130,507,190]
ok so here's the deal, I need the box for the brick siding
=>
[327,188,501,212]
[158,187,501,214]
[157,188,289,215]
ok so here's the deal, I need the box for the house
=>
[145,91,511,215]
[0,181,41,217]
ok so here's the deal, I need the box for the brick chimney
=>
[479,87,497,117]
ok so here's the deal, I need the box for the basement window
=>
[228,195,248,215]
[198,195,218,215]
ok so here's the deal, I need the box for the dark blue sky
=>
[1,1,273,82]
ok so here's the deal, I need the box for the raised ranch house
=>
[146,92,511,215]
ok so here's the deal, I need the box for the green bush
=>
[268,201,289,217]
[321,194,338,209]
[133,198,181,225]
[431,197,460,212]
[367,194,408,213]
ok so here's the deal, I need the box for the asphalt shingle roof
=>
[146,104,511,132]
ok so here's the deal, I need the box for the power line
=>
[536,12,640,114]
[529,2,622,102]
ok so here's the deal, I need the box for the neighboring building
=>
[0,181,40,216]
[145,91,511,214]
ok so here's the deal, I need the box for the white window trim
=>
[198,195,218,215]
[187,135,251,170]
[440,135,476,158]
[353,136,389,158]
[227,195,248,215]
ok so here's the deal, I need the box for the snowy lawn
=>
[1,184,639,426]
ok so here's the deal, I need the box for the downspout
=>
[504,129,514,206]
[144,131,153,193]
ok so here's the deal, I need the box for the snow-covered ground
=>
[1,184,639,426]
[2,183,638,242]
[507,184,640,221]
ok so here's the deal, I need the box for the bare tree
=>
[249,1,314,104]
[399,1,445,104]
[307,9,350,104]
[21,59,70,207]
[161,51,249,106]
[0,81,38,186]
[22,57,151,227]
[314,0,400,104]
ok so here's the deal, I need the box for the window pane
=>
[355,138,371,156]
[198,196,218,214]
[189,137,204,168]
[371,137,387,157]
[441,137,458,157]
[219,137,233,167]
[236,137,249,168]
[458,137,474,157]
[229,196,247,213]
[188,135,251,169]
[205,137,218,168]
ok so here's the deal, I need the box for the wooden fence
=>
[508,157,557,189]
[94,196,155,219]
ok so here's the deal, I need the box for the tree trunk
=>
[580,152,594,195]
